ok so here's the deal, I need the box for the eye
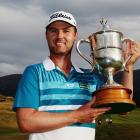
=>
[48,28,58,33]
[64,29,70,33]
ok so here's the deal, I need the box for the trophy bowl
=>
[76,18,136,114]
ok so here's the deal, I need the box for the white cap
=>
[46,11,77,28]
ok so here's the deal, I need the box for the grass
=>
[0,99,28,140]
[96,123,140,140]
[0,99,140,140]
[96,108,140,140]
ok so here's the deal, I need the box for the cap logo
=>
[49,12,72,22]
[46,11,77,28]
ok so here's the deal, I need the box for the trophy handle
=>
[122,38,134,72]
[76,38,95,69]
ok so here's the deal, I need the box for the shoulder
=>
[23,63,44,74]
[21,63,44,80]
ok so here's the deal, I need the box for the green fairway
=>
[0,99,140,140]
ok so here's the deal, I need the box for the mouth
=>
[56,42,66,46]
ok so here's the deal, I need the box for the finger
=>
[91,111,107,122]
[131,41,140,50]
[133,42,140,53]
[90,96,97,107]
[86,96,96,107]
[92,117,98,122]
[130,41,140,57]
[124,41,132,58]
[92,112,106,118]
[93,107,112,113]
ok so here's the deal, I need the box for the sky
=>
[0,0,140,76]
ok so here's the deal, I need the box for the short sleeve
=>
[13,65,39,111]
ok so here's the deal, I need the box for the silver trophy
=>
[76,18,136,114]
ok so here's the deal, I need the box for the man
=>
[13,11,140,140]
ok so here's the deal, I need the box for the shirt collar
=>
[43,57,84,73]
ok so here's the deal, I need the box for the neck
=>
[50,54,72,76]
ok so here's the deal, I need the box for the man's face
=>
[46,21,77,56]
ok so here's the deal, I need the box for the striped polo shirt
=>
[13,57,104,140]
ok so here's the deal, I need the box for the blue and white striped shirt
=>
[13,57,104,140]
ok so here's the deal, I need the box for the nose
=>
[57,30,64,38]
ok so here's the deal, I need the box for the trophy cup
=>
[76,18,136,114]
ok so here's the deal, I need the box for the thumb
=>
[86,96,96,107]
[124,41,132,59]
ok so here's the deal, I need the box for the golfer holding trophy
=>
[76,18,136,114]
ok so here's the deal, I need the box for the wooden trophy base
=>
[93,86,136,114]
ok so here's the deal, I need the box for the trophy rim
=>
[93,30,123,36]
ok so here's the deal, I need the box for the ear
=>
[74,32,78,41]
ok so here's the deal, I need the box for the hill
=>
[0,69,140,107]
[0,74,21,97]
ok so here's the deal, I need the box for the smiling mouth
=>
[56,42,65,46]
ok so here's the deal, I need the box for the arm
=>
[122,41,140,99]
[122,65,134,99]
[16,98,110,133]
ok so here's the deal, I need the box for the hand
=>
[124,41,140,68]
[73,97,111,123]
